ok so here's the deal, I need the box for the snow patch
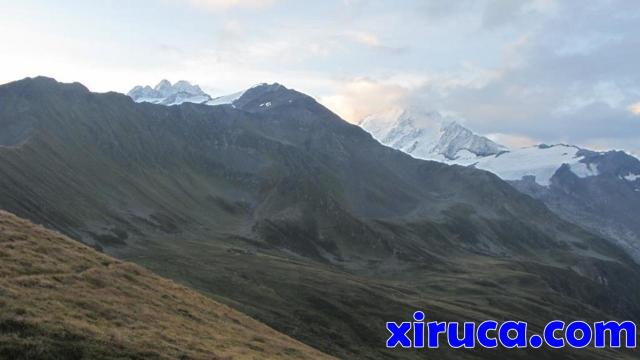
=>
[206,90,245,106]
[465,145,598,186]
[624,173,640,181]
[570,162,599,179]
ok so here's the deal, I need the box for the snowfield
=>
[359,108,602,186]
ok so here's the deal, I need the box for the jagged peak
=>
[127,79,210,105]
[359,107,507,160]
[125,79,313,110]
[173,80,191,86]
[435,119,506,159]
[154,79,172,91]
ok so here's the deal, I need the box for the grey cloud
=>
[408,0,640,153]
[482,1,528,29]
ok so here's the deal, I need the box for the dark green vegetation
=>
[0,77,639,359]
[0,210,333,359]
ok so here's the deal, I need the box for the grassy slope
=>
[0,210,332,360]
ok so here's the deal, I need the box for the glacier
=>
[358,108,605,186]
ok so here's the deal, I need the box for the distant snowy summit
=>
[127,81,305,113]
[359,107,640,187]
[128,80,211,106]
[127,80,245,106]
[359,108,506,162]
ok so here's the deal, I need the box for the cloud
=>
[400,0,640,152]
[345,31,381,47]
[482,0,526,29]
[485,133,538,149]
[186,0,276,11]
[319,78,410,123]
[341,30,407,54]
[629,102,640,116]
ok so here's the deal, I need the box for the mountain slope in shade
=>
[360,108,640,262]
[511,149,640,261]
[1,77,640,359]
[0,210,332,360]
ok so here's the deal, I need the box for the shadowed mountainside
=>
[511,149,640,261]
[0,77,639,359]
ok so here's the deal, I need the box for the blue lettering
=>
[476,320,498,348]
[413,311,425,348]
[386,322,411,348]
[427,321,446,348]
[498,321,528,348]
[594,321,636,348]
[544,321,565,348]
[447,322,476,348]
[566,321,592,348]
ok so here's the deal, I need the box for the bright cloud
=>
[186,0,276,11]
[629,102,640,116]
[320,79,410,123]
[486,133,538,149]
[345,31,381,47]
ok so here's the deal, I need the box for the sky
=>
[1,0,639,154]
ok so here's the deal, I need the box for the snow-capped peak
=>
[126,79,297,109]
[357,108,619,186]
[154,79,173,94]
[359,107,505,162]
[171,80,205,96]
[127,80,258,107]
[128,80,210,106]
[435,120,507,160]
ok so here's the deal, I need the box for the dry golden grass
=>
[0,210,333,359]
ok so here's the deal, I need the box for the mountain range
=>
[1,76,639,359]
[359,108,640,262]
[128,83,640,263]
[128,79,247,106]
